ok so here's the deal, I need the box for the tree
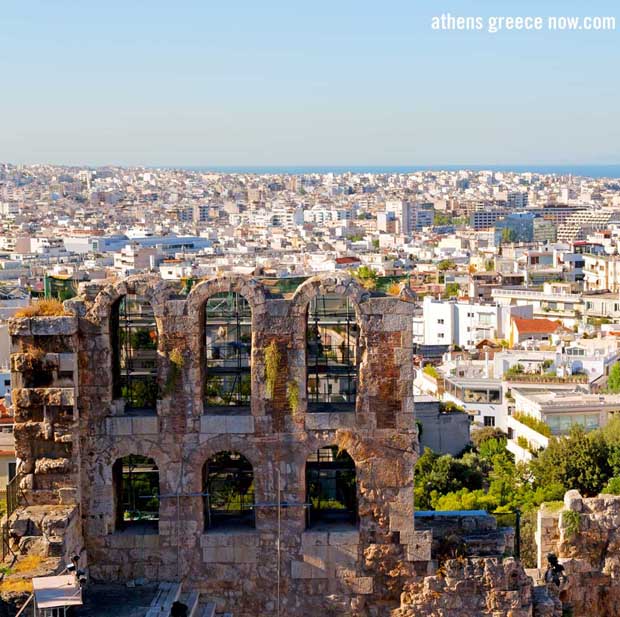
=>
[423,365,439,379]
[352,265,377,290]
[433,211,452,226]
[437,259,456,271]
[501,228,517,244]
[608,362,620,393]
[530,426,611,496]
[414,448,484,510]
[443,282,460,298]
[471,427,506,450]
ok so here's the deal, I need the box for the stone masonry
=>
[7,273,431,617]
[534,489,620,617]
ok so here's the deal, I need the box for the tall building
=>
[495,212,535,243]
[557,208,617,242]
[507,192,529,209]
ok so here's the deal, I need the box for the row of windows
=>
[114,447,357,533]
[110,292,361,413]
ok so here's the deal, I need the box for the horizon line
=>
[4,161,620,171]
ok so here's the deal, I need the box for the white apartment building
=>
[506,388,620,462]
[583,254,620,293]
[113,243,159,276]
[420,296,532,347]
[491,282,583,324]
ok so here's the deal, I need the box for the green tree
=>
[530,426,611,496]
[501,228,517,244]
[471,427,506,450]
[608,362,620,393]
[433,211,453,225]
[443,282,460,298]
[437,259,456,271]
[353,265,378,290]
[414,448,484,510]
[603,477,620,494]
[423,365,439,379]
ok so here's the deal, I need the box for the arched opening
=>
[112,455,159,533]
[306,446,357,529]
[306,294,359,412]
[203,292,252,413]
[111,294,158,413]
[203,451,255,531]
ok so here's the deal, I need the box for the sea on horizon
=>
[180,164,620,179]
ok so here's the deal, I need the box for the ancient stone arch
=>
[185,275,268,320]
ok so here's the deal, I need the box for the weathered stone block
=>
[565,489,583,512]
[131,415,159,434]
[402,530,432,562]
[291,560,328,579]
[31,316,78,336]
[301,532,329,548]
[203,546,234,563]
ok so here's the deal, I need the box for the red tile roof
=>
[512,317,561,335]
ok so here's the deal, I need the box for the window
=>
[204,292,252,410]
[112,295,158,412]
[483,416,495,427]
[547,413,600,435]
[306,446,357,529]
[113,455,159,533]
[307,294,359,412]
[204,451,255,530]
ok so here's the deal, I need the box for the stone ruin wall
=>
[11,272,620,617]
[535,489,620,617]
[8,273,432,617]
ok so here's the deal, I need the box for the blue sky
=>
[0,0,618,166]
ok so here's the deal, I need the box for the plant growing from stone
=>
[286,380,300,416]
[562,509,581,538]
[14,298,67,318]
[163,347,184,395]
[265,340,280,399]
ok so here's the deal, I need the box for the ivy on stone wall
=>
[265,340,280,399]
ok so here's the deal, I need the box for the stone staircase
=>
[145,582,226,617]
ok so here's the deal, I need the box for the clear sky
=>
[1,0,619,167]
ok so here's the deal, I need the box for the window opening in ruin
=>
[204,451,255,530]
[113,455,159,533]
[306,446,357,529]
[204,292,252,411]
[112,294,158,412]
[307,294,359,412]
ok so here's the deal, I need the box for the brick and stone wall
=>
[534,489,620,617]
[8,274,431,617]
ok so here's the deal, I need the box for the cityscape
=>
[0,162,620,615]
[1,0,620,615]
